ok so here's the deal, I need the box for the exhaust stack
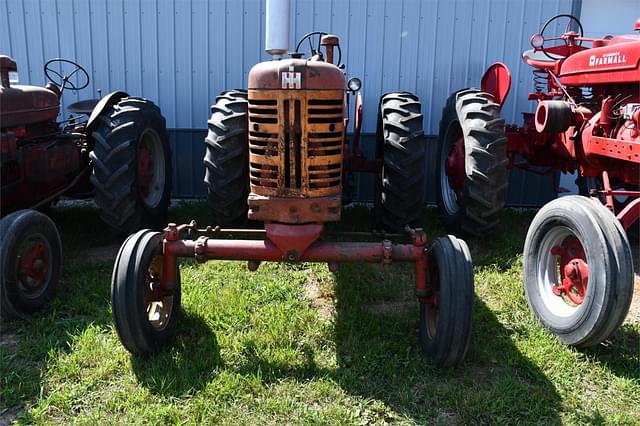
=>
[265,0,290,56]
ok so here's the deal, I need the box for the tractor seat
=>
[522,48,563,69]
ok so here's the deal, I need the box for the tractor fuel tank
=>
[560,36,640,86]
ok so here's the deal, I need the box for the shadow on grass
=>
[329,264,563,424]
[584,326,640,380]
[130,311,223,396]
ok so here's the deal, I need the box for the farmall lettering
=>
[589,51,627,66]
[281,65,302,89]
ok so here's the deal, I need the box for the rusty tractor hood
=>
[0,84,60,128]
[248,58,344,90]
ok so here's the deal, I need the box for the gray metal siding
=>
[2,0,571,205]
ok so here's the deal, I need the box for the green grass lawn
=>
[1,201,638,425]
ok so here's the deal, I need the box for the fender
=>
[86,90,129,133]
[481,62,511,107]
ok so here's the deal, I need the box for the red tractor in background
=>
[110,0,475,367]
[1,56,172,317]
[435,15,639,346]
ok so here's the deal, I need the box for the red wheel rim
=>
[550,236,588,305]
[445,135,466,202]
[16,235,52,298]
[137,138,154,199]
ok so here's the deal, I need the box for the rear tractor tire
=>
[90,97,172,234]
[0,209,62,318]
[436,89,508,237]
[419,235,474,367]
[523,195,634,346]
[375,92,426,232]
[111,230,181,355]
[203,90,250,227]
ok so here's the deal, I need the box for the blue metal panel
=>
[2,0,574,205]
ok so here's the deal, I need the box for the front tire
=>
[0,210,62,317]
[203,90,249,226]
[435,89,508,237]
[111,230,181,355]
[523,195,634,346]
[419,235,474,367]
[90,97,172,234]
[375,92,426,232]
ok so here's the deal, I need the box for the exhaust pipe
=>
[265,0,290,56]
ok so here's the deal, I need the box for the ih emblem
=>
[282,65,301,89]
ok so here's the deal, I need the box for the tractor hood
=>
[559,35,640,86]
[248,58,344,90]
[0,84,60,128]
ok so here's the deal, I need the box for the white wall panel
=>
[2,0,577,133]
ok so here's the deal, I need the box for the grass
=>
[1,201,638,425]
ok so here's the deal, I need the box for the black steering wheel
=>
[44,58,90,92]
[538,14,584,60]
[295,31,342,67]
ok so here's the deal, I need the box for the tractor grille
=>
[248,89,344,197]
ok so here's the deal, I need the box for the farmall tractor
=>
[111,0,474,367]
[0,56,172,317]
[435,14,639,346]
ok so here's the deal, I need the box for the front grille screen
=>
[248,89,344,197]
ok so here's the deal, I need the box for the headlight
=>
[530,33,544,49]
[347,77,361,92]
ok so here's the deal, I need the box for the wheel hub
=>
[17,240,49,290]
[137,141,154,198]
[550,236,588,305]
[445,136,465,201]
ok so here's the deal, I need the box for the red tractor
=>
[1,56,172,317]
[435,15,639,346]
[110,1,474,367]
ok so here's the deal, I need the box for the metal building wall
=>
[1,0,577,203]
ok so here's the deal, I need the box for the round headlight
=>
[530,33,544,49]
[347,77,361,92]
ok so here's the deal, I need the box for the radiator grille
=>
[248,89,344,197]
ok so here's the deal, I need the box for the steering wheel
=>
[295,31,342,67]
[538,14,584,60]
[44,58,90,92]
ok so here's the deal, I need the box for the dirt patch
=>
[303,270,335,321]
[0,406,22,426]
[81,243,121,263]
[365,301,414,316]
[624,244,640,325]
[0,329,19,352]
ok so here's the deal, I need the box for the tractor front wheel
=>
[419,235,474,367]
[90,97,172,234]
[375,92,426,232]
[523,195,634,346]
[203,90,249,226]
[0,210,62,317]
[111,230,181,355]
[436,89,508,237]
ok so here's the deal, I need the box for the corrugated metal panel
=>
[2,0,571,205]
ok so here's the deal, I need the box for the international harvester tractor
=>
[435,14,639,346]
[111,0,475,366]
[1,56,171,317]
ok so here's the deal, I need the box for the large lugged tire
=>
[90,97,172,234]
[0,209,62,317]
[111,230,181,355]
[419,235,474,367]
[523,195,634,346]
[375,92,426,232]
[436,89,508,236]
[203,90,249,226]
